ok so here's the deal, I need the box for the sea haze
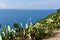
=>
[0,9,56,28]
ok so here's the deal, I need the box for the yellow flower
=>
[46,18,53,23]
[34,23,40,28]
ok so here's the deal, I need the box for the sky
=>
[0,0,60,9]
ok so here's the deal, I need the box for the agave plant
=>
[13,22,25,40]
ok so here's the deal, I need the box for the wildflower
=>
[7,25,11,32]
[36,23,40,25]
[0,35,2,40]
[46,18,53,23]
[34,23,40,28]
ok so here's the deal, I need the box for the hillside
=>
[1,9,60,40]
[37,9,60,24]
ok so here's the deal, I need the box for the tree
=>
[13,23,19,28]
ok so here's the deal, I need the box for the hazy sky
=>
[0,0,60,9]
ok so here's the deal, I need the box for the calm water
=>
[0,9,56,28]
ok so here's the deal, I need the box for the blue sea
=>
[0,9,56,28]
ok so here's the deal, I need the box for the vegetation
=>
[0,8,60,40]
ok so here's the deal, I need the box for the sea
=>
[0,9,56,28]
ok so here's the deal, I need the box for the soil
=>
[43,30,60,40]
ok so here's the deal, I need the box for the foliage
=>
[13,23,19,28]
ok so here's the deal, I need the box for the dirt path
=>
[43,30,60,40]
